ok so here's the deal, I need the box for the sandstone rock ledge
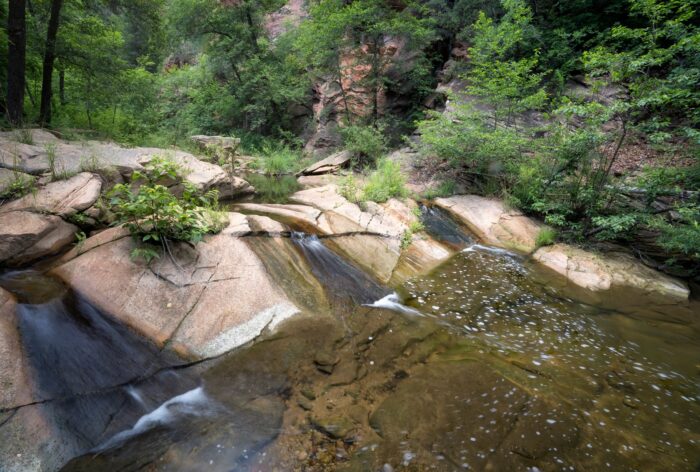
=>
[51,212,327,360]
[434,195,544,253]
[237,184,454,284]
[533,243,689,301]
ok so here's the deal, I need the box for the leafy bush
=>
[108,156,226,261]
[421,180,457,199]
[362,159,408,203]
[341,125,387,166]
[652,205,700,261]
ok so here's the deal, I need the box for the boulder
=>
[238,185,456,283]
[0,211,78,266]
[0,131,253,199]
[533,243,689,300]
[51,213,319,360]
[434,195,544,253]
[298,150,352,176]
[0,172,101,217]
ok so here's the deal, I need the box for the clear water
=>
[2,223,698,471]
[60,238,700,471]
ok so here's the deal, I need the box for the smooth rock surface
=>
[0,288,34,410]
[51,214,311,359]
[0,172,101,216]
[434,195,544,253]
[533,243,689,300]
[299,150,352,175]
[240,185,456,283]
[0,211,78,266]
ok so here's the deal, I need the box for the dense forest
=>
[1,0,699,274]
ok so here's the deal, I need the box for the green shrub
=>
[0,173,36,200]
[421,180,457,199]
[339,175,361,203]
[362,159,408,203]
[256,145,301,175]
[108,156,225,261]
[652,205,700,261]
[341,125,387,166]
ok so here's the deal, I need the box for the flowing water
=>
[2,209,699,471]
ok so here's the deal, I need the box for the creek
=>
[1,206,698,471]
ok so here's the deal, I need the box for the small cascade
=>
[291,232,388,304]
[0,271,194,455]
[419,204,474,249]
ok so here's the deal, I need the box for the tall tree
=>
[38,0,64,125]
[7,0,27,124]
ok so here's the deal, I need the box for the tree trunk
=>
[59,69,66,105]
[38,0,64,126]
[7,0,27,125]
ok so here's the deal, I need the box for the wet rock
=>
[0,288,33,410]
[299,150,352,175]
[434,195,545,253]
[51,213,305,359]
[0,172,101,217]
[314,351,340,374]
[533,243,689,300]
[311,415,355,440]
[0,211,78,266]
[239,185,452,282]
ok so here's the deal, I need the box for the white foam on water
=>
[96,387,211,451]
[125,385,148,410]
[364,293,423,316]
[462,244,515,256]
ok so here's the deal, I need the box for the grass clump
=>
[535,227,557,247]
[14,127,34,145]
[0,173,36,200]
[108,156,226,262]
[362,159,408,203]
[255,145,301,175]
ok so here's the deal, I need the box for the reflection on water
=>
[238,173,301,204]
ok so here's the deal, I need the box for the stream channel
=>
[0,205,698,471]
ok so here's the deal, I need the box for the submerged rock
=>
[533,243,689,300]
[0,211,78,266]
[434,195,544,253]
